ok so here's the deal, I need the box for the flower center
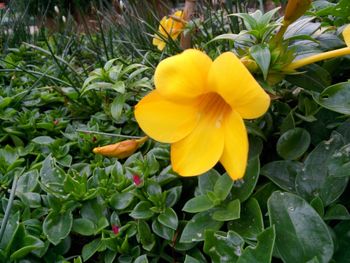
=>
[198,92,231,128]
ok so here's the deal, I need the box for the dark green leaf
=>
[213,174,234,201]
[43,211,73,245]
[203,230,244,263]
[324,204,350,220]
[231,157,260,202]
[228,198,264,240]
[261,160,302,192]
[333,221,350,263]
[182,195,215,213]
[72,218,95,236]
[313,82,350,114]
[110,192,134,210]
[277,128,311,160]
[130,201,154,219]
[180,211,223,243]
[212,199,240,221]
[82,239,101,262]
[237,226,275,263]
[268,191,334,263]
[158,207,178,230]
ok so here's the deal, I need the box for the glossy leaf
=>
[43,211,73,245]
[204,230,244,263]
[313,82,350,114]
[250,44,271,80]
[237,226,275,263]
[180,211,223,243]
[228,198,264,240]
[268,191,334,263]
[182,195,215,213]
[277,128,311,160]
[231,157,260,202]
[261,160,302,192]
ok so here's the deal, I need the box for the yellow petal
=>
[170,106,225,176]
[152,37,166,51]
[154,49,212,103]
[208,52,270,119]
[343,24,350,47]
[220,110,248,180]
[134,90,199,143]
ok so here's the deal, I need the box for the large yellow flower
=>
[135,49,270,180]
[153,10,184,51]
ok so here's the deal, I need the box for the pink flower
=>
[112,225,119,235]
[133,174,142,186]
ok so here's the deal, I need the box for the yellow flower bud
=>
[284,0,312,26]
[343,24,350,47]
[241,56,259,73]
[93,136,148,159]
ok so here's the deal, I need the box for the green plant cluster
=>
[0,0,350,262]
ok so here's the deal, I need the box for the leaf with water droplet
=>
[204,230,244,263]
[268,191,333,263]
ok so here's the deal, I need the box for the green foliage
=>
[0,0,350,262]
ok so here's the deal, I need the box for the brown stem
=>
[180,0,196,50]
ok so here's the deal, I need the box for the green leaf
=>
[43,211,73,245]
[184,255,201,263]
[82,239,101,262]
[151,220,174,241]
[237,226,275,263]
[313,82,350,114]
[213,173,234,201]
[277,128,311,160]
[261,160,302,192]
[110,192,134,210]
[111,94,126,122]
[138,221,155,251]
[203,230,244,263]
[268,191,334,263]
[250,44,271,80]
[180,211,224,243]
[32,136,55,145]
[286,64,331,92]
[310,196,324,217]
[333,221,350,263]
[134,255,148,263]
[198,169,220,195]
[16,170,39,193]
[212,199,240,221]
[295,132,349,205]
[158,207,178,230]
[182,195,215,213]
[72,218,96,236]
[231,157,260,202]
[130,201,154,219]
[324,204,350,220]
[228,198,264,240]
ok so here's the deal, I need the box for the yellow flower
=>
[152,10,185,51]
[93,136,148,159]
[286,24,350,71]
[134,49,270,180]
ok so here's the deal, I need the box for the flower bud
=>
[241,56,258,73]
[343,24,350,47]
[54,5,60,14]
[93,136,148,159]
[284,0,312,26]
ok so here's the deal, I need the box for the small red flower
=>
[112,225,119,235]
[133,174,142,186]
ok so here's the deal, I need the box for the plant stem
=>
[0,168,23,243]
[76,129,143,139]
[286,47,350,70]
[180,0,196,49]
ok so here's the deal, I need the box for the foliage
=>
[0,0,350,262]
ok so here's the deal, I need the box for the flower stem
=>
[76,129,143,139]
[286,47,350,70]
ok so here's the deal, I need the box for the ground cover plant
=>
[0,0,350,262]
